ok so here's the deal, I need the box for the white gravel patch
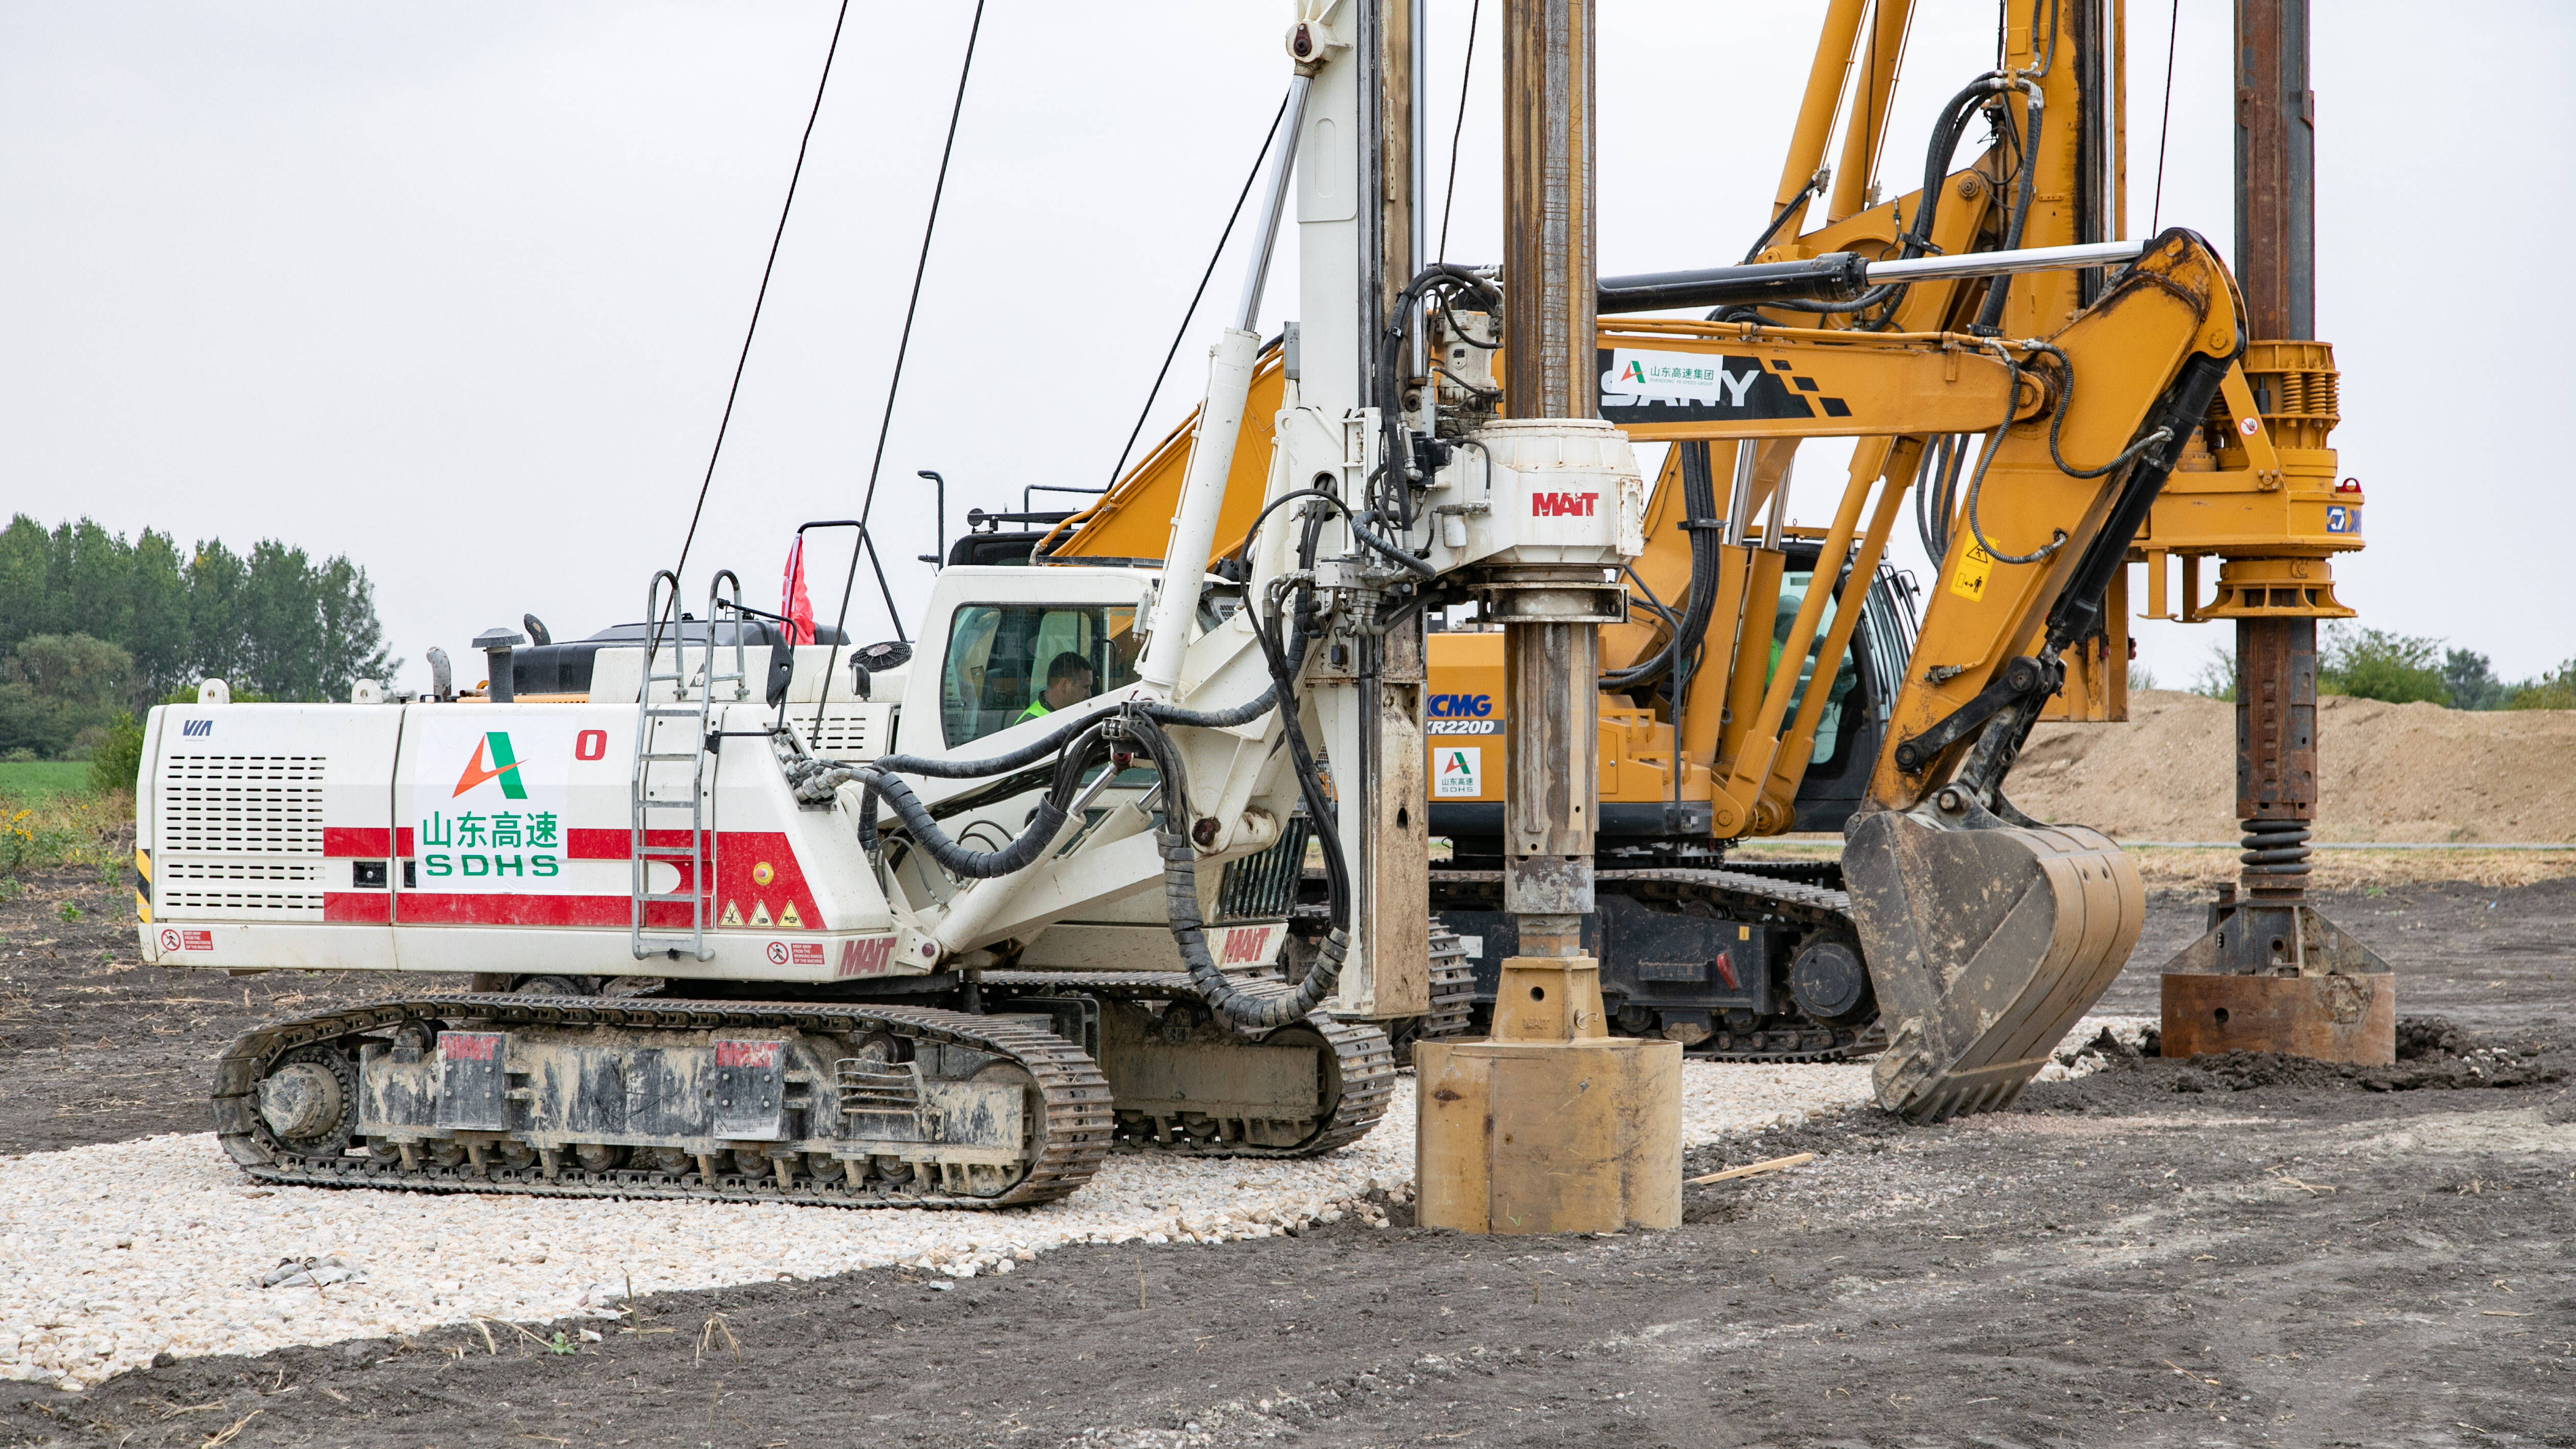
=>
[2033,1014,2160,1080]
[7,1026,2209,1392]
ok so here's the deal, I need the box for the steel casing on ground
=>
[1415,956,1681,1234]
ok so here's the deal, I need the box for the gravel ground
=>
[0,1057,1883,1390]
[9,1023,2566,1449]
[7,861,2570,1442]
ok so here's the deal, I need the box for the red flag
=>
[781,536,814,645]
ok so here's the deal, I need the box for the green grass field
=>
[0,761,94,801]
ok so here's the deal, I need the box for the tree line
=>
[2188,626,2575,710]
[0,514,396,761]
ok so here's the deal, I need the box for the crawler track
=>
[1431,864,1880,1061]
[215,994,1115,1210]
[980,971,1395,1157]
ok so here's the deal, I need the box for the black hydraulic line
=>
[1603,440,1719,692]
[1226,484,1435,583]
[1894,317,2241,780]
[2041,337,2238,654]
[1753,73,2019,323]
[1597,253,1871,315]
[1139,689,1282,731]
[1130,712,1346,1030]
[1912,435,1946,562]
[1618,565,1681,636]
[855,725,1105,880]
[1740,175,1826,266]
[1371,264,1502,532]
[1973,85,2044,333]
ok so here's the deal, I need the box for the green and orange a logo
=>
[1620,360,1648,385]
[452,732,527,799]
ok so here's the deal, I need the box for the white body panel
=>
[139,696,908,983]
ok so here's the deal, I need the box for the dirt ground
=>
[3,864,2573,1447]
[0,869,466,1154]
[2014,690,2576,845]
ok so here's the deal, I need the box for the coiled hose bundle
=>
[783,669,1341,1030]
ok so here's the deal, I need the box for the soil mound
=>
[2009,1019,2573,1113]
[2011,689,2576,843]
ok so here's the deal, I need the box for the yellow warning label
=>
[1950,541,1993,602]
[720,900,744,926]
[779,901,803,929]
[750,901,773,927]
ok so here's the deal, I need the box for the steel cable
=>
[665,0,853,615]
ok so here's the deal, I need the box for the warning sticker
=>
[1949,542,1994,602]
[158,927,214,953]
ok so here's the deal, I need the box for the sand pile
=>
[2008,690,2576,844]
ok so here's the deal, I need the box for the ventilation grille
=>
[804,707,881,761]
[158,754,326,855]
[1216,815,1313,923]
[158,859,327,918]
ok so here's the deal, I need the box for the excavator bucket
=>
[1842,808,2145,1120]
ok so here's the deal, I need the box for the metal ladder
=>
[629,570,749,960]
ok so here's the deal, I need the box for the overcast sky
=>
[2,1,2568,694]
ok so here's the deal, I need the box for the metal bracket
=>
[1891,655,2056,774]
[709,1039,789,1141]
[432,1031,511,1132]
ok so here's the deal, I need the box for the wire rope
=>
[665,0,853,610]
[853,0,988,537]
[2151,0,2180,231]
[1435,0,1480,262]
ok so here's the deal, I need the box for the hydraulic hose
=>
[1972,83,2044,333]
[854,722,1109,880]
[1749,73,2018,323]
[1128,710,1346,1030]
[1602,440,1720,693]
[1139,688,1280,730]
[1372,265,1502,533]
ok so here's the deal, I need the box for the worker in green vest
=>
[1019,651,1096,723]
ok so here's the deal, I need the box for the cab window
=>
[941,604,1140,747]
[1770,571,1860,766]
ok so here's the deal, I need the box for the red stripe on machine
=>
[567,828,704,860]
[395,892,686,928]
[324,826,392,858]
[564,829,827,931]
[324,893,392,924]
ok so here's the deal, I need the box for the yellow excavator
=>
[1026,0,2364,1119]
